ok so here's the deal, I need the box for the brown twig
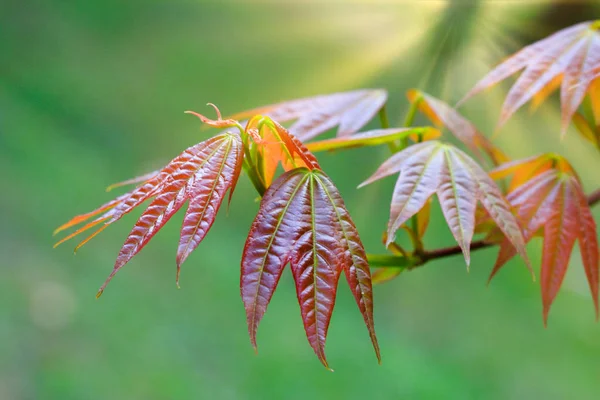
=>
[368,187,600,268]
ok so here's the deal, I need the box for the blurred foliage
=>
[1,0,600,399]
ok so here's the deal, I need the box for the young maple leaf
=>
[231,89,388,141]
[360,140,531,271]
[459,20,600,134]
[406,89,508,166]
[489,154,599,323]
[243,116,320,188]
[241,168,380,370]
[55,131,244,294]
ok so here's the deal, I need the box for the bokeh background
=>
[2,0,600,399]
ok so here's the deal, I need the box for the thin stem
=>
[379,106,390,129]
[380,105,402,153]
[588,187,600,207]
[403,99,420,128]
[369,187,600,269]
[420,240,492,261]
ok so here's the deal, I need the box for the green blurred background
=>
[2,0,600,399]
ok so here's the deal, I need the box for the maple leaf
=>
[406,89,508,165]
[243,116,321,189]
[489,154,599,323]
[231,89,388,141]
[360,140,531,271]
[55,131,244,293]
[459,20,600,134]
[241,167,380,370]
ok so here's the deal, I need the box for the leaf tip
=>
[249,334,258,354]
[384,235,395,249]
[176,263,182,289]
[523,257,535,281]
[95,289,104,299]
[206,102,222,120]
[357,177,375,189]
[542,305,550,328]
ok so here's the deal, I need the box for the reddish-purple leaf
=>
[488,155,599,322]
[241,170,311,350]
[575,183,600,317]
[176,137,244,280]
[313,172,380,363]
[55,132,244,295]
[242,168,379,369]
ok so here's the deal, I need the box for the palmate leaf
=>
[489,155,599,323]
[244,116,321,188]
[360,140,531,271]
[55,132,244,293]
[231,89,388,141]
[406,89,508,166]
[459,20,600,134]
[241,168,380,370]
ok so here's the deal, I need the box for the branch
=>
[588,187,600,208]
[368,187,600,268]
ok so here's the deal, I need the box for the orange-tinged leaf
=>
[531,74,562,111]
[416,198,432,238]
[231,89,387,141]
[488,156,599,322]
[360,141,530,270]
[489,170,560,280]
[460,21,600,135]
[490,153,575,191]
[407,89,507,165]
[245,117,320,187]
[53,194,128,236]
[572,112,598,146]
[241,168,379,369]
[105,170,159,192]
[56,132,244,294]
[589,78,600,124]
